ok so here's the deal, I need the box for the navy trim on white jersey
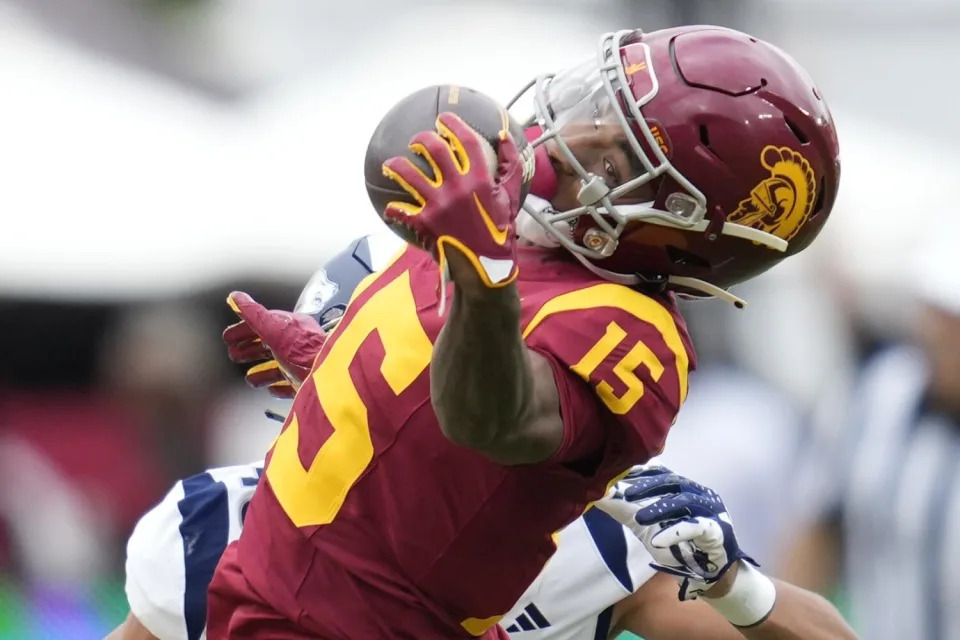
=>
[178,473,230,640]
[592,605,614,640]
[239,468,262,524]
[582,508,633,592]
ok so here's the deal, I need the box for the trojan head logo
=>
[728,146,817,242]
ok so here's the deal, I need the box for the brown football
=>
[363,84,532,245]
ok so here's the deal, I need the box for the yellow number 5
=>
[266,271,433,528]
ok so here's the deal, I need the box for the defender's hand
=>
[596,466,757,601]
[224,292,327,397]
[381,112,525,290]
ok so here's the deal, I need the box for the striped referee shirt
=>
[805,346,960,640]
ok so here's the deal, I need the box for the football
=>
[363,84,532,245]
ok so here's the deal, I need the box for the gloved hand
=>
[596,466,758,601]
[381,112,525,291]
[223,292,327,398]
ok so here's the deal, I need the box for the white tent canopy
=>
[0,5,955,301]
[0,3,606,299]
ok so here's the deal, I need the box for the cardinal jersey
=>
[207,246,694,639]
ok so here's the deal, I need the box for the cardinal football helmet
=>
[511,26,840,305]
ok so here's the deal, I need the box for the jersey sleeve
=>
[125,463,264,640]
[125,480,190,640]
[523,285,695,466]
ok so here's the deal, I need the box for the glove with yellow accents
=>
[381,112,525,293]
[223,292,327,398]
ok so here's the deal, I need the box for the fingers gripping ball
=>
[363,85,534,249]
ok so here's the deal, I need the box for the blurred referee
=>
[784,226,960,640]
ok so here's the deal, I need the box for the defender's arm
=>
[615,571,857,640]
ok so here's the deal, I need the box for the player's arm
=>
[732,578,856,640]
[380,112,563,464]
[613,571,857,640]
[105,613,160,640]
[431,254,563,464]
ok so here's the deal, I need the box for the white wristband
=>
[701,561,777,628]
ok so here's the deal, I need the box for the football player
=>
[206,26,840,639]
[111,236,855,640]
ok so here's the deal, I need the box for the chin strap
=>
[569,250,642,286]
[667,276,747,309]
[568,253,746,308]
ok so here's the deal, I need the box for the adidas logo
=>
[504,603,550,633]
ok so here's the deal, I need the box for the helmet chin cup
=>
[667,276,748,309]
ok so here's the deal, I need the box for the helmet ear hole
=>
[698,124,721,159]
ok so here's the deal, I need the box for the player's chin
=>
[549,176,582,212]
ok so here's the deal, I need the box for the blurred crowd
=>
[1,0,959,638]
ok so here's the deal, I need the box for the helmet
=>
[294,232,405,330]
[511,26,840,306]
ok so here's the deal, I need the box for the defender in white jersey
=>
[111,233,855,640]
[501,501,655,638]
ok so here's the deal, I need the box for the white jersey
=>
[502,505,656,639]
[125,466,655,640]
[125,462,263,640]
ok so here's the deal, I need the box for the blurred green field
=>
[0,577,127,640]
[0,575,852,640]
[0,576,644,640]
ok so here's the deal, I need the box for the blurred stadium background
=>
[0,0,958,637]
